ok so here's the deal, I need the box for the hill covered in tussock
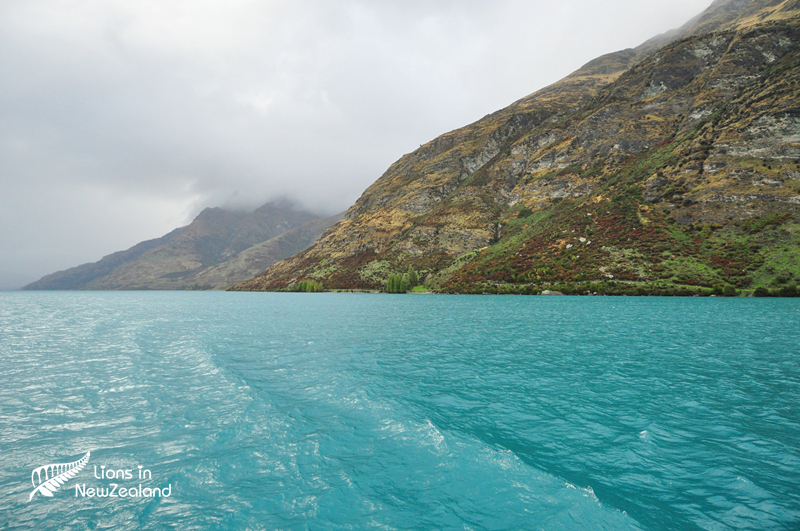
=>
[236,0,800,296]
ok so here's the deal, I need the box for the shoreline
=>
[232,282,799,298]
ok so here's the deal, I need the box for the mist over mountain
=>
[238,0,800,296]
[0,1,714,289]
[25,202,342,291]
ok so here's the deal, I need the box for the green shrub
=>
[386,268,421,293]
[723,285,737,297]
[407,269,419,288]
[777,285,799,297]
[290,280,324,292]
[739,213,790,234]
[386,273,407,293]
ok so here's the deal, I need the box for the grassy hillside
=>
[236,1,800,296]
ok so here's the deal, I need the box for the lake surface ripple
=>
[1,292,798,530]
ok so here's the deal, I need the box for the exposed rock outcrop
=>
[237,0,800,294]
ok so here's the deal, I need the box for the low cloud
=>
[0,0,711,287]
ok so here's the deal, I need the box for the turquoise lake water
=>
[0,292,798,530]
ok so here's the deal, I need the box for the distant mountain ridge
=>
[236,0,800,295]
[25,201,342,290]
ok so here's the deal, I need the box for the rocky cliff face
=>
[238,0,800,295]
[25,202,339,290]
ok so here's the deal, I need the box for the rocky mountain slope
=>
[25,202,340,290]
[237,0,800,296]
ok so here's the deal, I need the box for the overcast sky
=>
[0,0,713,288]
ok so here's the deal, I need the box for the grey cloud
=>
[0,0,711,288]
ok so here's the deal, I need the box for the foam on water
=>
[1,291,799,530]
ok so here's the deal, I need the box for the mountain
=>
[25,201,341,290]
[180,213,344,290]
[235,0,800,296]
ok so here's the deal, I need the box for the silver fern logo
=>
[29,451,90,501]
